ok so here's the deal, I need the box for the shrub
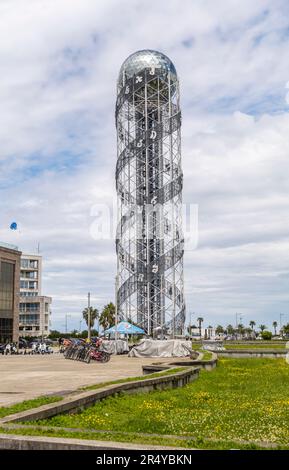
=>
[261,330,272,340]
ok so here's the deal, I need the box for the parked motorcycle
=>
[4,343,18,355]
[63,338,111,363]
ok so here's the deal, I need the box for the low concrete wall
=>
[142,365,171,375]
[218,350,286,358]
[0,367,200,425]
[181,359,217,371]
[142,352,217,374]
[0,434,185,450]
[170,352,218,371]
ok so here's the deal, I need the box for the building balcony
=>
[19,321,40,326]
[19,310,40,313]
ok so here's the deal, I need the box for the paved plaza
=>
[0,353,182,407]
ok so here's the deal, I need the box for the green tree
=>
[244,327,253,336]
[215,325,224,335]
[237,323,245,335]
[249,320,256,332]
[261,330,272,340]
[226,324,234,335]
[99,302,116,330]
[259,324,267,332]
[272,321,278,336]
[48,330,61,339]
[197,317,204,339]
[82,306,99,329]
[282,323,289,335]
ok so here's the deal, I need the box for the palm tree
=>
[282,323,289,335]
[272,321,278,336]
[82,306,99,329]
[249,320,256,332]
[197,317,204,339]
[215,325,224,335]
[259,324,267,332]
[99,302,115,330]
[227,324,234,335]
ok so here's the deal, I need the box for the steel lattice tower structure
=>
[115,50,185,336]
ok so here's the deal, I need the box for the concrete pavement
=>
[0,353,186,406]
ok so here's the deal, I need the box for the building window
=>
[19,314,40,325]
[21,259,38,269]
[0,318,13,343]
[21,259,29,269]
[20,303,40,313]
[0,262,14,331]
[30,260,38,269]
[21,271,37,279]
[21,280,37,290]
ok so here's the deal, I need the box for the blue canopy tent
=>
[105,321,145,335]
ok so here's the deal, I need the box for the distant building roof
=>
[0,241,19,251]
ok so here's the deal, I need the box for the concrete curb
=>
[142,352,218,374]
[0,433,187,450]
[169,352,218,371]
[218,350,286,358]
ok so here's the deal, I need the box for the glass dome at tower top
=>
[118,49,178,88]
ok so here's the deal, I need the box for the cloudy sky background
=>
[1,0,289,331]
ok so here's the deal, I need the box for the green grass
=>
[225,343,286,350]
[0,396,62,419]
[1,425,285,450]
[25,358,289,448]
[81,367,187,391]
[199,350,213,360]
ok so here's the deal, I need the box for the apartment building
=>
[19,254,52,338]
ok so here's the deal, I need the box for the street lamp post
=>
[280,313,284,335]
[65,314,71,334]
[235,313,244,338]
[115,274,119,346]
[87,292,91,342]
[235,313,243,328]
[189,312,194,337]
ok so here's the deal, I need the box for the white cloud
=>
[1,0,289,330]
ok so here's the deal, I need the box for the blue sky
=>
[1,0,289,332]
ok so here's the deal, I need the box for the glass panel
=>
[0,262,15,342]
[0,318,13,343]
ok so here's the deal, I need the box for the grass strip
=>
[1,425,287,450]
[0,396,62,419]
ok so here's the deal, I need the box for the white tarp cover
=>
[100,339,129,355]
[128,339,193,357]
